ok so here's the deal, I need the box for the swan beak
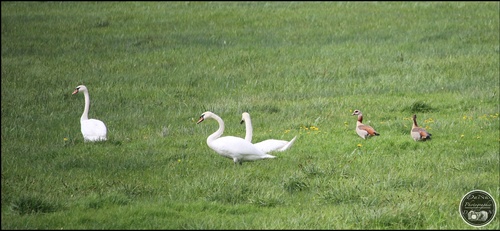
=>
[72,89,79,95]
[240,119,244,124]
[196,116,205,124]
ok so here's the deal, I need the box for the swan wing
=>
[254,139,288,153]
[208,136,275,161]
[81,119,107,141]
[278,136,297,151]
[239,152,276,162]
[254,136,297,153]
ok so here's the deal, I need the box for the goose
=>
[352,109,380,139]
[240,112,297,153]
[196,111,276,165]
[411,114,432,141]
[72,85,107,142]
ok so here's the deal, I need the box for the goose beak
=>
[196,116,205,124]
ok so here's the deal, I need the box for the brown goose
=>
[411,114,432,141]
[352,109,380,139]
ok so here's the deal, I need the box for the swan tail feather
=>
[278,136,297,152]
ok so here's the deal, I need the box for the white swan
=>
[196,111,276,165]
[240,112,297,153]
[72,85,107,142]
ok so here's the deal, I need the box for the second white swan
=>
[240,112,297,153]
[197,111,276,165]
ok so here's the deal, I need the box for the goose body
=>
[240,112,297,153]
[197,111,276,165]
[352,109,379,139]
[72,85,107,142]
[411,114,432,141]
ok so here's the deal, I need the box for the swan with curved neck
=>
[72,85,107,142]
[196,111,276,165]
[240,112,297,153]
[411,114,431,141]
[352,109,379,139]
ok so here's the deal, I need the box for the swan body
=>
[411,114,432,141]
[240,112,297,153]
[197,111,276,165]
[72,85,107,142]
[352,109,379,139]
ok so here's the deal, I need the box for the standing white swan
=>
[72,85,107,142]
[196,111,276,165]
[240,112,297,153]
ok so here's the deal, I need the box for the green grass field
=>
[2,2,499,229]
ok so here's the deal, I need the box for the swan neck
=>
[243,115,253,142]
[81,90,90,121]
[207,113,224,143]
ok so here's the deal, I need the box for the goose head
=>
[352,109,362,116]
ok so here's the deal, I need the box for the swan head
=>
[72,85,88,95]
[197,111,213,124]
[352,109,362,116]
[240,112,250,124]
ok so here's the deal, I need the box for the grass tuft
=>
[10,196,60,215]
[404,101,435,113]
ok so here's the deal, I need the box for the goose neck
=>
[412,117,418,128]
[357,114,363,123]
